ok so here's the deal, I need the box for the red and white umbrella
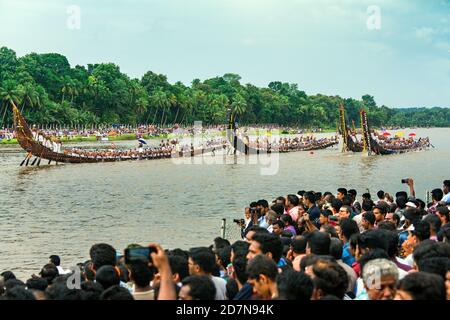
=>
[409,133,416,137]
[382,132,391,136]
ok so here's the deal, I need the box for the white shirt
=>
[211,276,227,300]
[442,192,450,204]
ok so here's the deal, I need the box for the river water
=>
[0,128,449,279]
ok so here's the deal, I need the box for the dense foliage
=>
[1,46,449,128]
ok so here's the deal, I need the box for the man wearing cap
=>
[442,180,450,204]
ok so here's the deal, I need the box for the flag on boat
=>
[138,138,147,145]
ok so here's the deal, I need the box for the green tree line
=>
[1,46,449,128]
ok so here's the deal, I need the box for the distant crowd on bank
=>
[1,179,449,300]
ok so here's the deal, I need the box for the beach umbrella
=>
[396,132,405,137]
[138,138,148,145]
[409,133,416,137]
[382,132,391,136]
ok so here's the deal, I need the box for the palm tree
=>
[231,93,247,118]
[20,83,40,113]
[149,89,170,125]
[0,81,24,125]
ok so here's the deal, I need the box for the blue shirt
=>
[342,242,355,267]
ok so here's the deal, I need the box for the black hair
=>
[45,281,84,300]
[348,189,357,198]
[320,225,339,239]
[398,272,446,300]
[89,243,117,270]
[312,259,348,299]
[377,221,396,231]
[431,188,443,201]
[362,193,371,200]
[188,247,217,274]
[4,286,35,300]
[362,211,376,225]
[443,180,450,188]
[437,206,450,222]
[170,248,190,260]
[361,199,374,212]
[39,263,59,284]
[423,214,441,234]
[358,229,389,252]
[216,246,232,269]
[257,199,269,208]
[417,257,450,280]
[300,254,319,272]
[168,255,189,282]
[378,229,399,258]
[26,277,48,291]
[129,260,153,288]
[358,248,389,271]
[250,201,258,208]
[80,281,104,300]
[413,241,450,265]
[213,237,230,251]
[396,195,407,209]
[231,240,250,259]
[306,231,331,255]
[303,192,316,204]
[339,218,359,241]
[246,254,278,281]
[412,220,431,242]
[287,194,300,206]
[270,203,285,216]
[231,255,247,285]
[100,285,134,300]
[321,209,333,218]
[291,237,308,255]
[272,220,285,229]
[329,238,344,260]
[331,199,343,212]
[244,225,269,238]
[374,203,388,215]
[280,214,294,226]
[342,195,353,206]
[377,190,385,199]
[337,188,347,195]
[181,275,216,300]
[251,233,283,263]
[5,279,25,293]
[49,255,61,266]
[277,270,313,300]
[0,271,16,282]
[95,265,120,290]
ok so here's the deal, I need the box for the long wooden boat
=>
[360,109,431,155]
[12,103,218,165]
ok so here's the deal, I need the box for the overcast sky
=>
[0,0,449,107]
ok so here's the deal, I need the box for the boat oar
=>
[31,157,38,166]
[37,157,41,166]
[25,156,31,166]
[20,155,28,166]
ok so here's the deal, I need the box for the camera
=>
[124,246,157,264]
[233,219,245,225]
[401,179,409,184]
